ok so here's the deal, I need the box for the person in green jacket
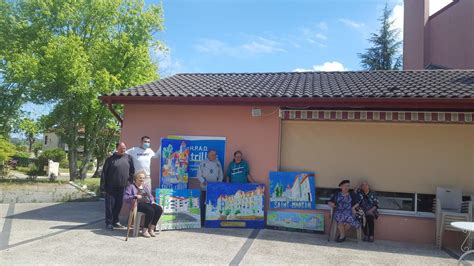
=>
[226,150,255,183]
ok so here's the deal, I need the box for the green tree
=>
[18,118,39,152]
[2,0,165,180]
[0,137,16,162]
[358,4,402,70]
[0,137,16,177]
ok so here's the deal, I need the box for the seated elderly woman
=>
[124,170,163,238]
[356,181,379,242]
[328,180,360,242]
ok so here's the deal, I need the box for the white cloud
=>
[339,18,365,29]
[241,37,286,54]
[194,37,285,57]
[430,0,453,15]
[390,2,404,37]
[298,26,328,46]
[315,33,328,41]
[318,22,329,31]
[152,47,183,77]
[293,61,348,72]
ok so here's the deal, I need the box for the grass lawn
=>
[76,178,101,195]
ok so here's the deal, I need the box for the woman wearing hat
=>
[328,180,360,242]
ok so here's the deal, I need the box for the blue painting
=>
[269,172,316,210]
[267,211,324,233]
[160,138,190,189]
[167,136,226,179]
[155,189,201,230]
[205,183,265,228]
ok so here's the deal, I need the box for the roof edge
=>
[99,96,474,111]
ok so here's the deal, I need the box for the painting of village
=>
[267,211,324,233]
[205,183,265,228]
[269,172,316,210]
[160,138,190,189]
[155,189,201,230]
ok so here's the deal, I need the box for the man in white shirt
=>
[126,136,160,188]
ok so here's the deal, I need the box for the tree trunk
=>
[68,148,78,181]
[28,138,34,153]
[93,157,105,178]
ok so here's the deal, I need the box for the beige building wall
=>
[42,132,60,151]
[280,121,474,195]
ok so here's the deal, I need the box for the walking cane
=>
[125,198,138,241]
[328,206,335,242]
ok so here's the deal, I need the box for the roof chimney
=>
[403,0,430,69]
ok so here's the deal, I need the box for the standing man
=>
[126,136,160,189]
[197,149,223,226]
[100,142,135,230]
[226,150,254,183]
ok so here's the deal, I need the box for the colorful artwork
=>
[205,183,265,228]
[267,211,324,233]
[167,136,226,179]
[155,189,201,230]
[160,138,190,189]
[269,172,316,209]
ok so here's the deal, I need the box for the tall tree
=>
[358,4,402,70]
[2,0,165,180]
[0,1,33,137]
[18,118,39,152]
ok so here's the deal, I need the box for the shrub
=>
[35,148,66,175]
[14,151,31,159]
[40,148,67,163]
[27,163,42,180]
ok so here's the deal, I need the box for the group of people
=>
[100,137,164,238]
[100,136,255,237]
[329,179,379,242]
[100,135,379,242]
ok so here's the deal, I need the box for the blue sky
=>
[151,0,451,76]
[20,0,452,124]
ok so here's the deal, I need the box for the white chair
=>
[435,187,473,249]
[132,211,162,237]
[329,208,362,242]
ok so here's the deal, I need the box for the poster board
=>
[266,210,324,233]
[167,135,226,179]
[205,183,265,228]
[269,172,316,210]
[160,138,190,189]
[155,188,201,230]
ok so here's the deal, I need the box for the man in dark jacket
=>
[100,142,135,230]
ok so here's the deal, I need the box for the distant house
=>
[42,130,84,153]
[404,0,474,69]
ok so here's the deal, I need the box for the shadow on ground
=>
[3,201,459,260]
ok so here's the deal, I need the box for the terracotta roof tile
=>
[109,70,474,99]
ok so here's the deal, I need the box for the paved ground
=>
[0,202,467,265]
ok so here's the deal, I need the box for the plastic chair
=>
[329,208,362,242]
[435,187,473,249]
[132,211,162,237]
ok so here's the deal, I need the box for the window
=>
[317,188,439,214]
[416,193,435,213]
[44,135,48,145]
[377,191,415,212]
[316,187,338,205]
